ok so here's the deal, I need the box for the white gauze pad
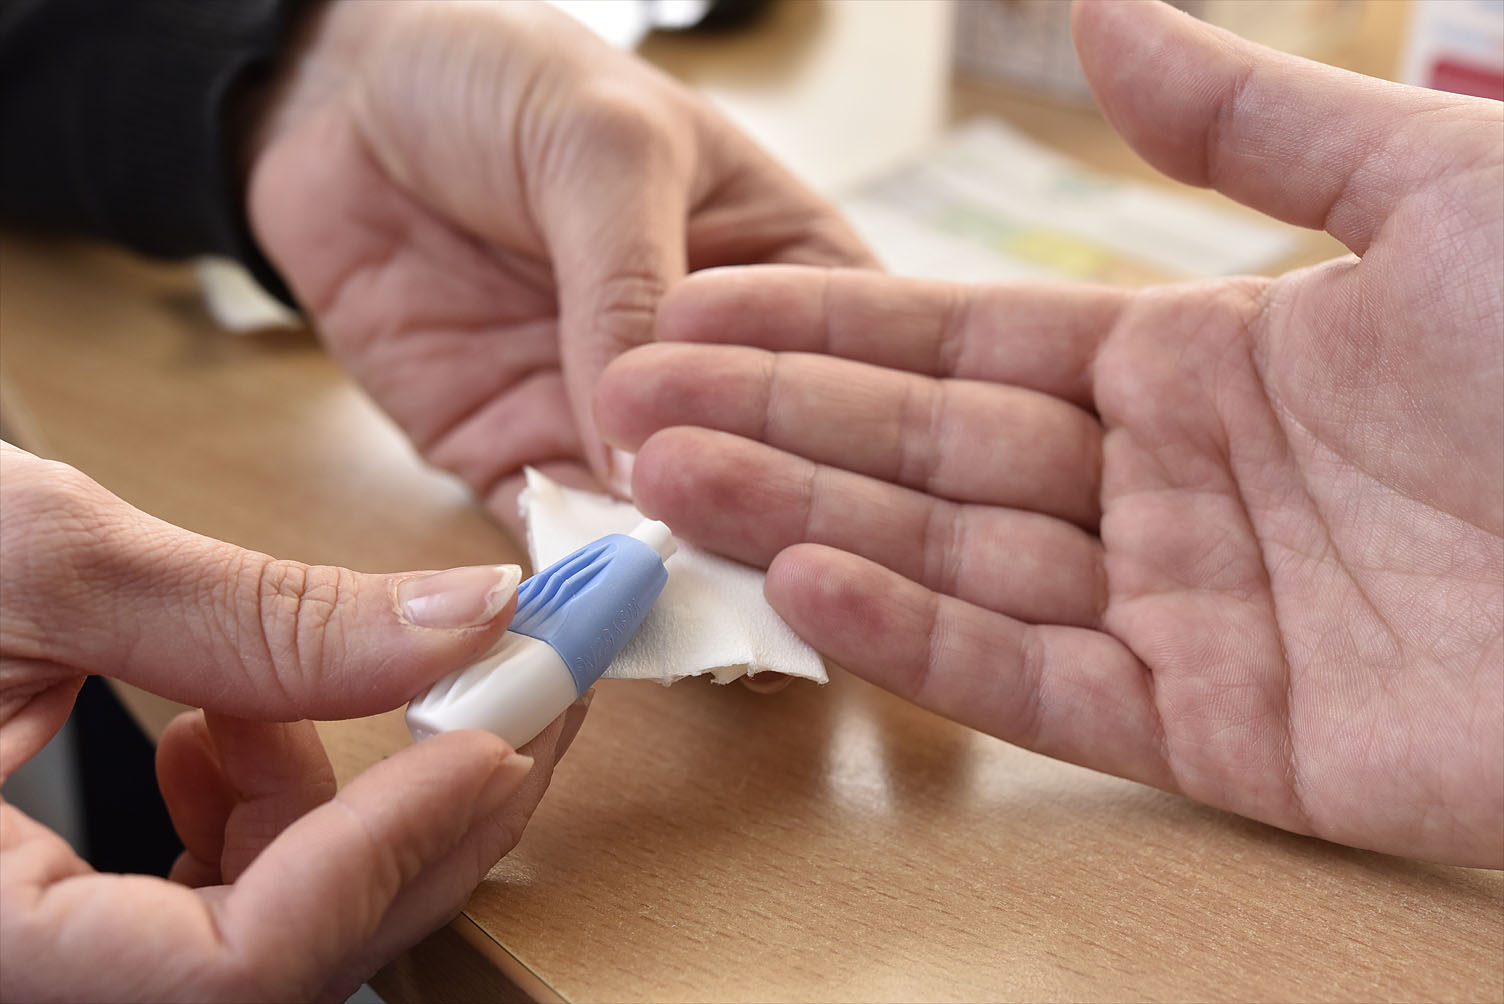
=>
[520,467,827,686]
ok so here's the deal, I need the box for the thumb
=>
[1071,0,1492,255]
[540,112,692,489]
[0,444,518,720]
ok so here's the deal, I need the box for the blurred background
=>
[190,0,1504,336]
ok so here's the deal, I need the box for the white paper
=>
[521,468,827,687]
[842,119,1298,284]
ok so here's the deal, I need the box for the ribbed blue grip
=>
[509,534,668,695]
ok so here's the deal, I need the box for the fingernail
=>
[608,448,636,499]
[398,564,522,629]
[479,752,535,810]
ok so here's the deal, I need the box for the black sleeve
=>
[0,0,312,302]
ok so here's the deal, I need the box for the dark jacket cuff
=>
[0,0,313,305]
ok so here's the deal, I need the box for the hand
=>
[244,0,873,525]
[0,444,585,1001]
[594,1,1504,866]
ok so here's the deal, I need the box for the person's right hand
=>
[595,1,1503,867]
[0,443,582,1001]
[244,0,874,524]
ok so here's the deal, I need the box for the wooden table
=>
[3,2,1500,1001]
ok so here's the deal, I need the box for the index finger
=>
[655,266,1128,408]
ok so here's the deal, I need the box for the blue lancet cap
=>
[509,524,673,695]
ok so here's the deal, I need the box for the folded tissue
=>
[520,467,827,686]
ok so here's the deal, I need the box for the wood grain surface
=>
[2,228,1500,1004]
[2,2,1501,1001]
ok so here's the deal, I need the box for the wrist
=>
[235,1,382,182]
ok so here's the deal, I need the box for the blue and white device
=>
[406,519,675,748]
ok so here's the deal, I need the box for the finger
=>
[482,458,603,540]
[158,712,337,886]
[597,342,1103,526]
[687,128,880,272]
[157,712,235,886]
[632,428,1107,629]
[1070,0,1493,255]
[1,801,245,1002]
[1,733,536,1003]
[422,369,593,515]
[315,711,577,998]
[0,659,82,781]
[654,266,1128,408]
[217,730,533,1000]
[542,105,692,487]
[766,543,1172,791]
[205,714,336,882]
[0,444,521,720]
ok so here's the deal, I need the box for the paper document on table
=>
[520,467,828,687]
[840,119,1297,285]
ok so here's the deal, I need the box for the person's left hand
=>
[0,443,585,1001]
[244,0,873,524]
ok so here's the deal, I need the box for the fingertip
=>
[1067,0,1102,55]
[407,729,534,821]
[655,267,739,343]
[766,544,916,655]
[1071,0,1174,60]
[418,726,516,766]
[631,429,812,568]
[389,727,529,814]
[1072,0,1232,185]
[593,361,635,452]
[593,342,686,452]
[156,710,234,870]
[628,427,722,525]
[657,265,815,346]
[1069,0,1134,94]
[155,709,213,773]
[479,750,536,812]
[764,543,835,631]
[626,429,675,517]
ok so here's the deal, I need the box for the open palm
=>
[246,1,871,523]
[595,2,1503,866]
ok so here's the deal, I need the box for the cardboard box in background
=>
[1400,0,1504,99]
[954,0,1372,102]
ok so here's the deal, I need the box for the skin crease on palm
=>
[596,1,1504,868]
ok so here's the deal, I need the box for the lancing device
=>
[406,518,675,748]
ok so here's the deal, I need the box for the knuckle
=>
[573,85,675,160]
[245,558,355,690]
[1,455,106,548]
[591,268,672,350]
[0,454,133,657]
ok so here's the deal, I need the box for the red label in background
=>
[1429,57,1504,100]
